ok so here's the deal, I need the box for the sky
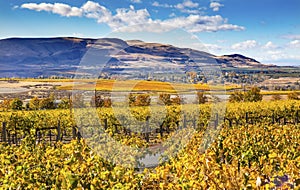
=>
[1,0,300,66]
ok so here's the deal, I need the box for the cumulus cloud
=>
[174,0,201,14]
[210,2,224,12]
[21,2,83,17]
[20,1,244,33]
[231,40,257,50]
[116,14,244,33]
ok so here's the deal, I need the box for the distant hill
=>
[0,37,274,78]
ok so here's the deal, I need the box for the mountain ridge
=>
[0,37,275,78]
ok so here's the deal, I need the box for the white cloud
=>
[169,13,176,17]
[152,1,172,8]
[20,1,244,33]
[175,0,199,9]
[204,43,223,51]
[210,2,224,12]
[179,9,201,14]
[12,5,19,10]
[283,34,300,40]
[109,7,150,29]
[131,0,142,3]
[121,14,244,33]
[262,41,278,49]
[21,2,83,17]
[174,0,200,13]
[289,40,300,48]
[152,0,199,10]
[263,50,300,61]
[231,40,257,50]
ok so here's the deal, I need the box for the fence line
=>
[0,110,299,145]
[0,121,81,145]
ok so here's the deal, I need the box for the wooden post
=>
[104,118,108,130]
[2,122,7,142]
[193,115,196,129]
[160,122,163,138]
[57,121,61,142]
[49,130,52,142]
[214,113,219,129]
[145,116,150,143]
[35,130,38,143]
[183,114,187,129]
[77,128,81,139]
[8,132,11,145]
[245,112,249,124]
[72,126,77,139]
[295,110,298,124]
[14,122,17,145]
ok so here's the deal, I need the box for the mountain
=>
[0,37,273,78]
[216,54,262,68]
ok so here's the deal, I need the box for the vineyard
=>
[0,100,299,189]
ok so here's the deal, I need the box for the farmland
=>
[0,100,299,189]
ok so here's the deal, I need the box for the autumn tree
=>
[197,92,207,104]
[229,91,244,102]
[245,87,263,102]
[229,87,262,102]
[0,99,11,111]
[29,97,40,110]
[158,93,172,106]
[90,95,112,108]
[57,98,72,109]
[39,97,55,109]
[170,95,182,105]
[271,94,282,101]
[129,93,151,106]
[10,98,23,110]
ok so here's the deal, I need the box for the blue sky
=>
[1,0,300,66]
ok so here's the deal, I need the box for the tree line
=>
[2,87,297,110]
